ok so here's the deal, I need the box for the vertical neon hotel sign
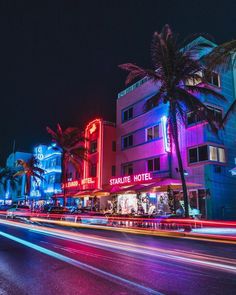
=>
[161,116,171,152]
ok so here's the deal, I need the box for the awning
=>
[109,177,202,194]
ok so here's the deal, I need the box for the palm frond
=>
[204,40,236,71]
[176,87,219,133]
[183,84,226,101]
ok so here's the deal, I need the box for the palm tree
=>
[119,24,226,217]
[14,156,45,202]
[0,167,19,202]
[46,124,88,205]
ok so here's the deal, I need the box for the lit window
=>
[209,146,218,161]
[218,148,226,163]
[146,125,159,141]
[188,145,226,164]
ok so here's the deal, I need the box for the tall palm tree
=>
[46,124,87,205]
[119,24,226,217]
[0,167,19,202]
[14,156,45,202]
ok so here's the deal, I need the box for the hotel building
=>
[113,36,236,220]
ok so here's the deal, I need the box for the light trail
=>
[29,217,236,245]
[1,219,236,274]
[0,230,163,295]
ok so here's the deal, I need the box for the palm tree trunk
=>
[61,154,67,207]
[170,106,189,218]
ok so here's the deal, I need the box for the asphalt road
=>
[0,220,236,295]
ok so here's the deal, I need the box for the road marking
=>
[0,230,164,295]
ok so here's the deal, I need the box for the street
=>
[0,219,236,295]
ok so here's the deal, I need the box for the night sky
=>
[0,0,235,165]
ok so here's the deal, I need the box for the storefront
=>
[109,173,203,216]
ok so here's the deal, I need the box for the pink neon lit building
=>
[115,36,236,220]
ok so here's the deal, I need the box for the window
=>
[122,107,133,122]
[90,140,97,153]
[187,106,222,126]
[50,158,57,167]
[122,135,133,149]
[189,148,198,163]
[187,111,202,125]
[90,164,97,177]
[67,172,73,181]
[218,147,226,163]
[122,163,133,176]
[204,71,220,87]
[209,146,218,161]
[146,125,159,141]
[112,141,116,152]
[111,165,116,176]
[189,145,226,164]
[207,106,222,123]
[147,158,160,172]
[198,145,208,162]
[75,171,81,179]
[49,175,55,184]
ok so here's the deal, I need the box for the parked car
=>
[80,212,108,225]
[6,205,31,219]
[47,206,70,215]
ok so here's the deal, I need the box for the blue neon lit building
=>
[30,144,62,203]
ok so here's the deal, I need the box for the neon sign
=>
[89,123,97,134]
[62,178,96,189]
[161,116,171,152]
[84,119,103,189]
[109,173,152,186]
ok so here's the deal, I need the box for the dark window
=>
[207,106,222,123]
[198,145,208,161]
[112,141,116,152]
[147,159,153,171]
[189,148,198,163]
[90,140,97,153]
[187,106,222,126]
[90,164,97,177]
[214,166,222,173]
[122,164,133,176]
[147,158,160,172]
[123,135,133,149]
[204,71,220,87]
[67,172,73,181]
[187,111,202,125]
[123,107,133,122]
[111,165,116,176]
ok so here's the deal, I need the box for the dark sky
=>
[0,0,235,165]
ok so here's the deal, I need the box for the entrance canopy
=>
[108,177,201,194]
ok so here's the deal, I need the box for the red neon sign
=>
[84,118,103,189]
[62,178,96,189]
[109,173,152,186]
